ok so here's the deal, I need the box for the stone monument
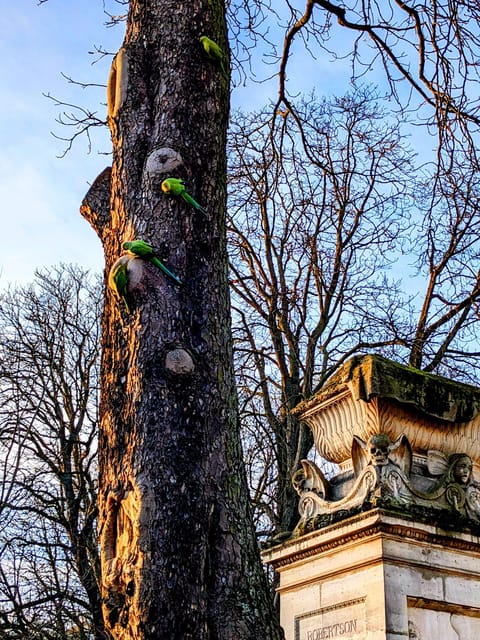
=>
[262,355,480,639]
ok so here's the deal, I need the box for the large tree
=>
[80,1,282,638]
[227,89,416,535]
[228,103,480,541]
[224,0,480,539]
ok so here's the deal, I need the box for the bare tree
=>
[220,1,480,540]
[0,265,103,640]
[227,88,417,534]
[406,156,480,378]
[275,2,480,147]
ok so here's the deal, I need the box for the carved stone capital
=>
[290,356,480,538]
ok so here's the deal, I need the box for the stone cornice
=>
[291,356,480,464]
[262,509,480,570]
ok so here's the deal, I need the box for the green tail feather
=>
[150,256,183,286]
[182,192,207,214]
[220,61,228,80]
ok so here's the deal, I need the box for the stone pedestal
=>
[263,355,480,639]
[263,509,480,639]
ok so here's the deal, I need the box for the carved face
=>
[452,457,472,485]
[368,434,391,466]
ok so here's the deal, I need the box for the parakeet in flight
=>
[161,177,207,214]
[200,35,227,79]
[108,255,131,312]
[122,239,182,285]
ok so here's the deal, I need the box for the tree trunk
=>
[81,1,283,638]
[278,415,314,534]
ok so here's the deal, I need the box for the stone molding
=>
[262,509,480,573]
[294,355,480,465]
[291,433,480,534]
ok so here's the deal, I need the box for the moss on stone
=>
[295,354,480,423]
[276,501,480,542]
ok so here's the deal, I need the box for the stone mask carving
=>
[290,433,480,539]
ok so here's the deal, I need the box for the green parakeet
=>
[108,255,131,312]
[200,35,227,80]
[122,239,182,285]
[161,177,207,214]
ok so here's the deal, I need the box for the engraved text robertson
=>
[306,619,357,639]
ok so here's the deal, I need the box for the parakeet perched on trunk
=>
[161,177,207,214]
[200,35,227,80]
[122,239,182,285]
[108,255,131,312]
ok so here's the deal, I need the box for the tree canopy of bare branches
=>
[0,266,104,640]
[228,83,480,537]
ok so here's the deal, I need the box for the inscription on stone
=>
[295,598,365,640]
[306,618,357,639]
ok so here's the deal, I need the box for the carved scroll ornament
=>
[292,433,480,535]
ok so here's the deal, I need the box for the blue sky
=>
[0,1,369,287]
[0,1,123,286]
[0,1,272,287]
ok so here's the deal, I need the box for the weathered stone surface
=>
[263,510,480,640]
[284,355,480,538]
[289,431,480,537]
[296,354,480,423]
[293,355,480,466]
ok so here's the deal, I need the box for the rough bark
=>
[81,1,283,638]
